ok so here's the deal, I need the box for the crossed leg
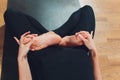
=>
[4,9,62,50]
[4,5,95,51]
[56,5,95,48]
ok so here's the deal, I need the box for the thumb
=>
[14,37,20,45]
[91,31,93,38]
[27,37,35,46]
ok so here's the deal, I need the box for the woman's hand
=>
[76,31,97,57]
[14,31,36,59]
[76,31,96,51]
[77,31,102,80]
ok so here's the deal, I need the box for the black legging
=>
[3,5,95,80]
[4,5,95,52]
[54,5,95,37]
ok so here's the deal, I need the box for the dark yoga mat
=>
[7,0,80,30]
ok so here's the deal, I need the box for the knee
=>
[80,5,95,17]
[4,9,15,19]
[82,5,93,10]
[81,5,94,12]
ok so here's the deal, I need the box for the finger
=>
[30,47,35,51]
[75,33,79,40]
[75,31,86,34]
[25,35,35,38]
[75,32,86,36]
[75,32,82,35]
[26,34,38,37]
[75,35,79,40]
[14,37,20,44]
[78,34,87,42]
[75,33,78,36]
[76,32,88,39]
[76,31,89,37]
[80,31,89,34]
[75,33,82,40]
[23,34,38,39]
[21,31,31,38]
[27,37,35,46]
[81,31,91,37]
[31,34,38,37]
[30,45,36,51]
[31,49,35,51]
[82,31,89,35]
[91,31,93,36]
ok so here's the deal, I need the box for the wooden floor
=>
[0,0,7,78]
[0,0,120,79]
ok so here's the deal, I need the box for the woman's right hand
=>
[14,31,36,59]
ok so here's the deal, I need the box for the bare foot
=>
[30,31,62,51]
[59,31,90,47]
[59,35,83,47]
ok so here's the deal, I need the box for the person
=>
[4,5,102,80]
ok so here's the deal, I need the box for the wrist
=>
[18,55,28,62]
[89,48,98,58]
[18,49,28,60]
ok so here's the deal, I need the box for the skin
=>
[77,31,102,80]
[14,31,35,80]
[14,31,102,80]
[22,31,62,51]
[23,31,85,51]
[58,35,83,47]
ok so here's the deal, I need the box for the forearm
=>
[18,57,32,80]
[90,49,102,80]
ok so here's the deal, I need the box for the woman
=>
[4,5,102,80]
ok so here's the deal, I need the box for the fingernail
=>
[31,49,34,51]
[78,34,82,37]
[28,31,30,32]
[75,33,78,35]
